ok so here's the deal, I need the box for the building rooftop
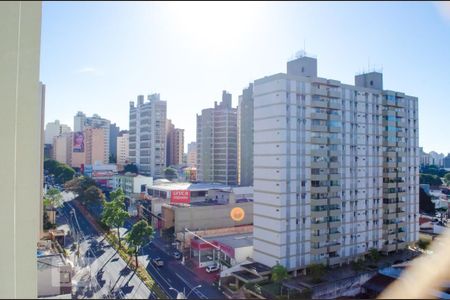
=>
[150,181,229,192]
[206,233,253,249]
[37,254,68,271]
[241,262,272,274]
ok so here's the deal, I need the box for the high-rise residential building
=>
[117,131,130,167]
[166,119,185,166]
[238,83,254,187]
[428,151,445,167]
[84,127,108,165]
[44,120,71,144]
[196,91,238,185]
[252,55,419,271]
[73,111,86,132]
[73,112,111,164]
[187,141,197,167]
[110,123,120,161]
[129,94,167,177]
[52,132,71,165]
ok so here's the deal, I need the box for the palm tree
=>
[271,263,289,294]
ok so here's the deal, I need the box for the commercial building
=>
[112,173,153,216]
[196,91,238,185]
[166,119,185,167]
[238,83,254,187]
[117,131,130,169]
[252,54,419,271]
[45,120,71,145]
[52,133,72,165]
[129,94,167,177]
[187,141,197,167]
[83,163,118,190]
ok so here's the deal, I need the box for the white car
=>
[205,263,220,273]
[152,257,164,267]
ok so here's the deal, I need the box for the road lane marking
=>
[175,272,208,299]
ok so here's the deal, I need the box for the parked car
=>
[152,257,164,267]
[206,263,220,273]
[173,251,182,260]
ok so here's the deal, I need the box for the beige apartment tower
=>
[252,55,419,271]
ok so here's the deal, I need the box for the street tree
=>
[64,176,97,199]
[43,188,64,208]
[307,263,326,283]
[272,263,289,293]
[445,173,450,185]
[126,220,154,268]
[83,185,105,205]
[367,248,380,262]
[163,167,178,180]
[102,188,129,247]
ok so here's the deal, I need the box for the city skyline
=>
[41,2,450,153]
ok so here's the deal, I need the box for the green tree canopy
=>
[44,159,75,184]
[126,220,154,268]
[444,173,450,185]
[419,174,443,186]
[307,263,326,283]
[83,185,105,205]
[164,167,178,180]
[64,176,97,199]
[419,186,436,215]
[44,188,64,208]
[367,248,380,262]
[272,263,289,283]
[102,188,129,247]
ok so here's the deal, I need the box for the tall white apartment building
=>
[129,94,167,177]
[253,55,419,271]
[196,91,238,185]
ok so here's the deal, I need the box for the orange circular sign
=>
[230,207,245,222]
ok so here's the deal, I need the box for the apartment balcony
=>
[397,231,406,239]
[328,90,341,99]
[329,162,340,169]
[397,131,406,138]
[329,150,341,157]
[329,174,340,181]
[396,211,407,218]
[311,87,329,97]
[328,243,341,253]
[311,161,328,169]
[311,113,328,120]
[311,222,328,230]
[384,172,398,179]
[311,246,328,255]
[383,223,398,231]
[311,210,328,218]
[328,232,341,241]
[397,162,407,167]
[383,203,398,211]
[382,120,396,127]
[396,111,406,118]
[328,256,342,266]
[329,114,341,122]
[311,99,328,108]
[328,137,342,144]
[310,137,328,144]
[311,125,328,132]
[383,212,398,220]
[383,182,398,189]
[385,151,397,158]
[328,101,341,110]
[311,186,328,194]
[311,198,328,206]
[383,232,397,241]
[329,197,341,205]
[328,220,341,228]
[311,234,328,243]
[397,142,406,147]
[329,186,341,194]
[311,174,328,181]
[329,127,341,133]
[383,162,397,168]
[328,208,341,217]
[311,149,328,157]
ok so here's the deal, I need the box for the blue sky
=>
[41,1,450,153]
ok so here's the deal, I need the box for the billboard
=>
[171,190,190,204]
[73,132,84,152]
[92,170,115,178]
